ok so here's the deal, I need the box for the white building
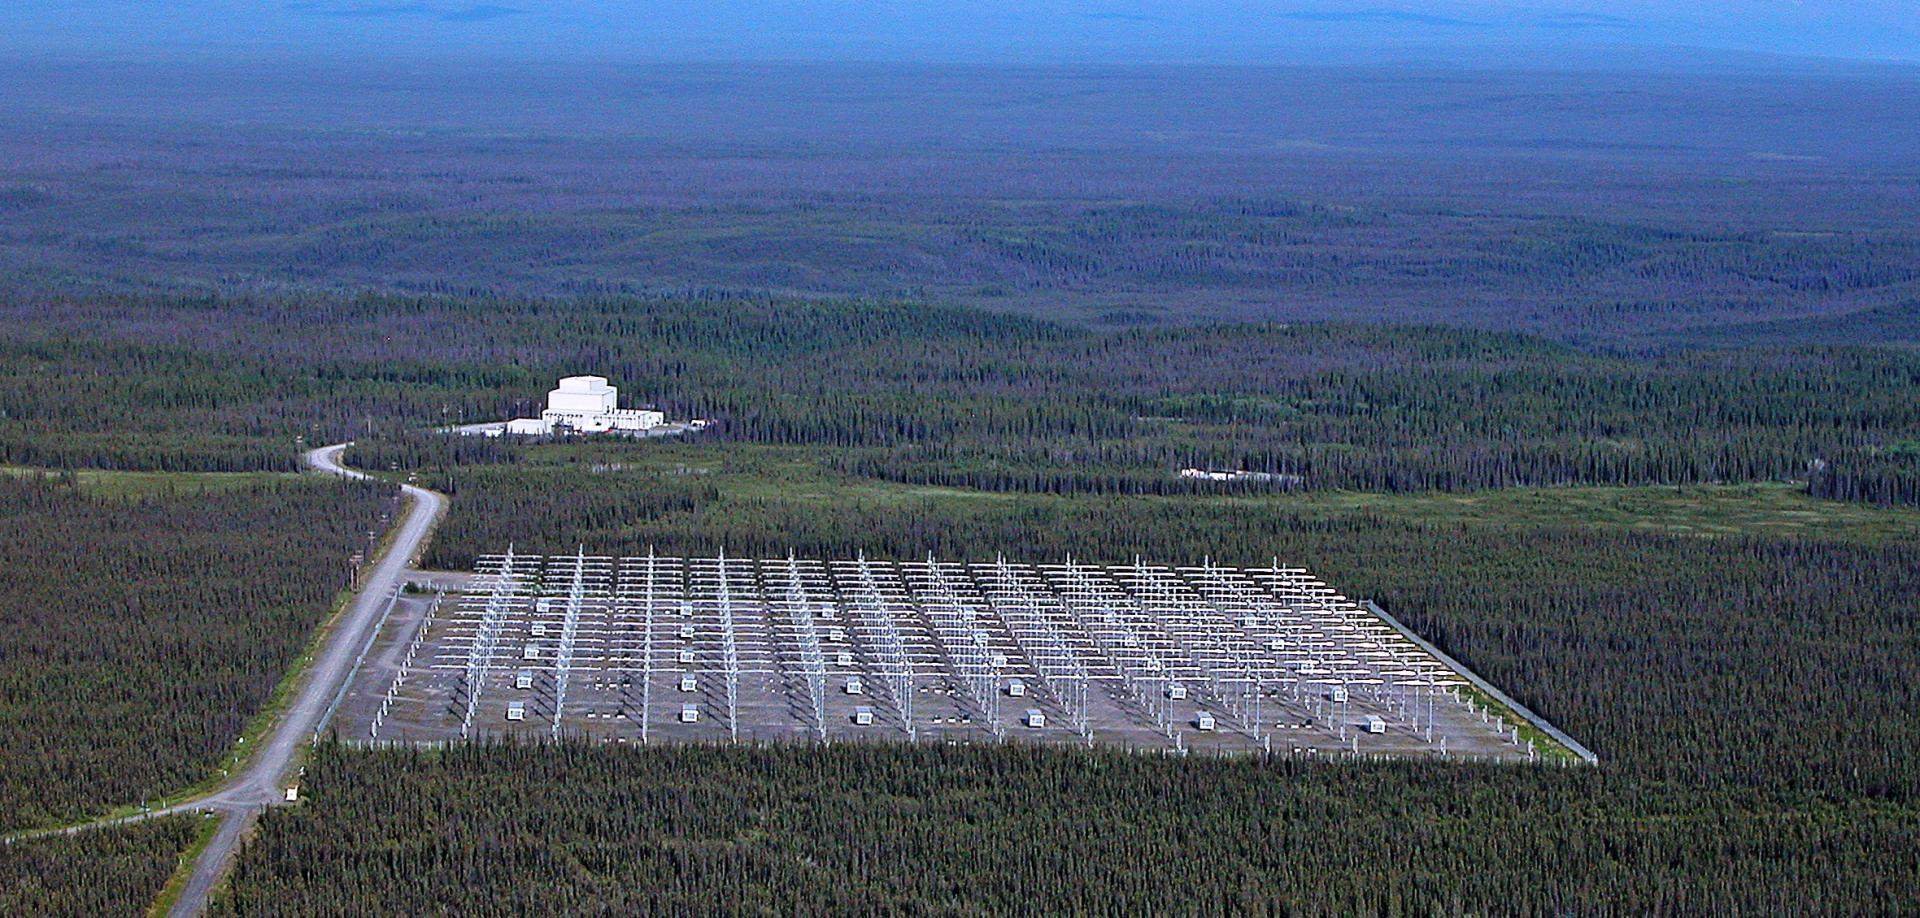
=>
[1177,467,1305,488]
[494,375,665,436]
[540,376,664,433]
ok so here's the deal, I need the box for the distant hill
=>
[1666,301,1920,349]
[2,59,1917,345]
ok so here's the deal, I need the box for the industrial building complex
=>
[335,551,1579,762]
[483,375,682,437]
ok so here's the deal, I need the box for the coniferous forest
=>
[209,473,1920,913]
[6,294,1918,502]
[219,740,1920,915]
[0,475,392,829]
[2,286,1918,912]
[0,817,199,917]
[5,54,1920,915]
[4,288,1918,913]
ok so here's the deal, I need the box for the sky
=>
[4,1,1919,67]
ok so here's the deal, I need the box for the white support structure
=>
[1243,561,1477,743]
[546,548,612,740]
[973,555,1091,741]
[903,554,1002,738]
[1041,556,1174,737]
[461,547,533,739]
[688,552,750,741]
[409,550,1509,760]
[721,557,741,742]
[1112,558,1236,731]
[1181,559,1269,744]
[371,589,442,740]
[616,550,682,745]
[834,553,916,740]
[766,554,831,741]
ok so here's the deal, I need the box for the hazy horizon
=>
[5,2,1919,69]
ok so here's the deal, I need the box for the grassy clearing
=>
[45,444,1918,544]
[1255,481,1920,542]
[507,441,1920,544]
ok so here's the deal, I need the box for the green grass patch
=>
[489,442,1920,544]
[1250,481,1920,543]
